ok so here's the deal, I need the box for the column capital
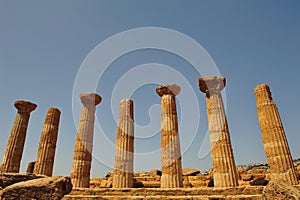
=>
[198,76,226,97]
[80,93,102,106]
[156,84,180,97]
[14,100,37,113]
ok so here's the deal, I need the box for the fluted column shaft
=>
[156,84,183,188]
[113,99,134,188]
[199,76,238,187]
[26,161,36,174]
[254,84,298,185]
[0,100,37,173]
[70,93,101,188]
[33,108,61,176]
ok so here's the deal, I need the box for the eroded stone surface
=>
[198,76,238,187]
[70,93,101,188]
[149,170,162,177]
[63,186,265,200]
[0,173,45,189]
[198,76,225,97]
[262,180,300,200]
[90,168,273,190]
[0,176,72,200]
[26,162,35,174]
[113,99,134,188]
[0,100,37,173]
[156,84,183,188]
[33,108,61,176]
[254,84,298,185]
[156,84,180,97]
[182,169,200,176]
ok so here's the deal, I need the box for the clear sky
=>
[0,1,299,177]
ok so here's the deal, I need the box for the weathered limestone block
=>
[100,177,113,188]
[70,93,102,188]
[113,99,134,188]
[134,172,149,177]
[0,176,72,200]
[249,169,268,175]
[254,84,298,185]
[187,175,213,188]
[89,178,105,188]
[241,174,253,181]
[183,176,192,188]
[198,76,238,187]
[250,176,269,186]
[140,181,161,188]
[105,172,113,178]
[156,84,183,188]
[64,186,265,199]
[26,162,36,174]
[262,180,300,200]
[0,100,37,173]
[182,169,200,176]
[149,169,162,177]
[0,173,45,189]
[33,108,61,176]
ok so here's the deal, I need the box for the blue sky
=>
[0,1,299,177]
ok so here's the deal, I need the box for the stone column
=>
[70,93,102,188]
[33,108,61,176]
[156,84,183,188]
[254,84,298,185]
[26,161,36,174]
[112,99,134,188]
[0,100,37,173]
[198,76,238,187]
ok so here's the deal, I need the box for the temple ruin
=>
[0,77,299,199]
